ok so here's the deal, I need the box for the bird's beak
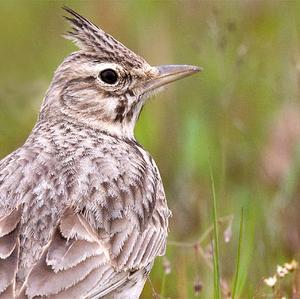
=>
[142,64,202,94]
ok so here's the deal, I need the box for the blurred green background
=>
[1,1,300,298]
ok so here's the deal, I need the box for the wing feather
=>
[0,207,21,297]
[19,186,170,298]
[25,252,105,298]
[50,268,108,299]
[19,208,129,298]
[0,284,15,299]
[0,226,19,259]
[46,237,102,272]
[0,208,21,237]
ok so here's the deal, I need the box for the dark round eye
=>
[99,69,118,84]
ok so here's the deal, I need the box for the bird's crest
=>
[63,7,146,67]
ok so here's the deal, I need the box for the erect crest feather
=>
[63,6,146,67]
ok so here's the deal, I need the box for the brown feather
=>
[0,239,19,294]
[0,284,15,299]
[46,231,103,272]
[0,207,21,296]
[0,225,19,259]
[0,208,21,238]
[25,253,105,297]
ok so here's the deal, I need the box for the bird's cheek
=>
[101,98,121,119]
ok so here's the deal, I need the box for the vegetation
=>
[0,1,299,298]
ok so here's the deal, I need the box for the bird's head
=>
[41,7,200,138]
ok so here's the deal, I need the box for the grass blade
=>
[160,271,166,299]
[232,208,244,299]
[210,164,221,299]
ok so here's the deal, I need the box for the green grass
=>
[1,1,300,298]
[210,164,221,299]
[231,208,244,299]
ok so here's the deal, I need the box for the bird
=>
[0,7,200,299]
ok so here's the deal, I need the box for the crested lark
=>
[0,7,200,299]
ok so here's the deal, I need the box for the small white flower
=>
[277,265,288,277]
[264,275,277,287]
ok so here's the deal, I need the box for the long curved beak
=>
[143,64,202,94]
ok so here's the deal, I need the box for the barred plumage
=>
[0,7,199,299]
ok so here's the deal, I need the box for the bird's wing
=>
[0,207,21,298]
[105,177,170,271]
[17,207,127,298]
[0,144,170,298]
[18,179,169,299]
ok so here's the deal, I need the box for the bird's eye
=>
[99,69,118,84]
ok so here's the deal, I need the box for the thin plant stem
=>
[147,277,161,299]
[231,207,244,299]
[167,214,233,248]
[160,272,166,299]
[210,164,221,299]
